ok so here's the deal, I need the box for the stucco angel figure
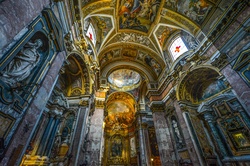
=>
[0,39,43,87]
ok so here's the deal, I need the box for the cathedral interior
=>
[0,0,250,165]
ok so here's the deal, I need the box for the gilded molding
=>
[169,88,177,101]
[82,1,111,18]
[163,10,199,36]
[74,38,88,54]
[79,100,89,106]
[64,33,74,53]
[165,105,175,116]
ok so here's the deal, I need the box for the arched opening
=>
[103,92,137,165]
[177,67,228,104]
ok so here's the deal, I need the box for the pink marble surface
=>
[222,65,250,112]
[174,101,200,166]
[153,111,174,165]
[0,0,50,49]
[0,51,65,166]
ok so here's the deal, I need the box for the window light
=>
[170,36,188,60]
[86,23,96,46]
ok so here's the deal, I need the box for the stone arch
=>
[101,61,156,83]
[176,66,228,104]
[59,53,91,96]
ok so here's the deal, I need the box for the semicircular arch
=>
[176,65,227,104]
[101,61,157,83]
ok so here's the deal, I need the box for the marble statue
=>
[0,39,43,87]
[172,119,182,143]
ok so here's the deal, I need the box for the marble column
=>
[36,114,55,155]
[136,113,150,166]
[202,112,230,158]
[174,101,200,165]
[30,113,49,156]
[0,51,66,165]
[151,103,174,166]
[83,99,105,166]
[221,65,250,112]
[44,115,61,156]
[69,98,90,166]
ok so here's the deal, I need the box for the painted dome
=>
[108,69,140,91]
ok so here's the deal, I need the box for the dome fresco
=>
[108,69,141,91]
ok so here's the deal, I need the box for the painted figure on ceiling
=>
[177,0,210,23]
[119,0,160,32]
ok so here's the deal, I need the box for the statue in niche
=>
[0,39,43,87]
[172,119,184,148]
[111,139,122,157]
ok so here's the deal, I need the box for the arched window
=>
[86,23,96,46]
[169,36,188,60]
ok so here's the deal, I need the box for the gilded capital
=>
[141,123,148,129]
[79,100,89,106]
[95,99,105,108]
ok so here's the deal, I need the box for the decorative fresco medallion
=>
[108,69,141,91]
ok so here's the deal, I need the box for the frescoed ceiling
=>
[108,69,141,91]
[80,0,213,79]
[77,0,221,89]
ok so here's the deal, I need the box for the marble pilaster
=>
[36,114,55,155]
[69,99,90,165]
[44,115,61,156]
[202,112,230,158]
[84,105,105,166]
[137,115,149,166]
[151,103,174,166]
[174,101,200,166]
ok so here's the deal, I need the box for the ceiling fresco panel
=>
[118,0,161,33]
[164,0,212,25]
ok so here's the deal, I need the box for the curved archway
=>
[59,53,91,96]
[177,66,228,104]
[103,91,137,165]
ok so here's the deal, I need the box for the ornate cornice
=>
[165,105,175,116]
[82,1,111,18]
[211,53,229,69]
[209,1,247,47]
[161,9,199,35]
[150,103,165,113]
